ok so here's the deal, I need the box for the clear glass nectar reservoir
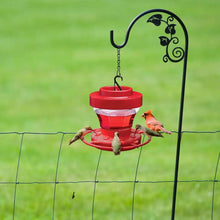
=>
[94,108,139,129]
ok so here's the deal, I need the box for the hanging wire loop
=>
[110,8,189,220]
[113,48,123,90]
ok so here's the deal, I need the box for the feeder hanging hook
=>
[114,75,123,91]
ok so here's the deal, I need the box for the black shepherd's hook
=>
[110,9,188,220]
[114,75,123,90]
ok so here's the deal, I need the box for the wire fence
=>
[0,130,219,219]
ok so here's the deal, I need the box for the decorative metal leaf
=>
[147,14,162,26]
[165,24,176,35]
[159,36,170,46]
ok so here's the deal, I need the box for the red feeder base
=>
[91,128,141,147]
[81,128,152,152]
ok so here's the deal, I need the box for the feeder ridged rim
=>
[90,86,142,110]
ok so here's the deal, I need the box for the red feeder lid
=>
[90,86,142,109]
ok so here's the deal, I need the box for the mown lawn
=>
[0,0,219,219]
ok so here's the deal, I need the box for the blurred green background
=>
[0,0,219,219]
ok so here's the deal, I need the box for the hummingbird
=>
[135,124,163,137]
[69,126,93,145]
[112,132,121,155]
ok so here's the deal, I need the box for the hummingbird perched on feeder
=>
[135,124,163,137]
[112,132,121,155]
[141,110,172,135]
[69,126,93,145]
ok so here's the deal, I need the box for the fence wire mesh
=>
[0,131,219,219]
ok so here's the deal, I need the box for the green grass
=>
[0,0,219,219]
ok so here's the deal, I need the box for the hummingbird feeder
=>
[82,85,152,151]
[80,39,152,151]
[81,9,188,155]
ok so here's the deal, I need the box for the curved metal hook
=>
[110,9,188,50]
[114,75,123,90]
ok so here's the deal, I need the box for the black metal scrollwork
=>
[147,14,185,63]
